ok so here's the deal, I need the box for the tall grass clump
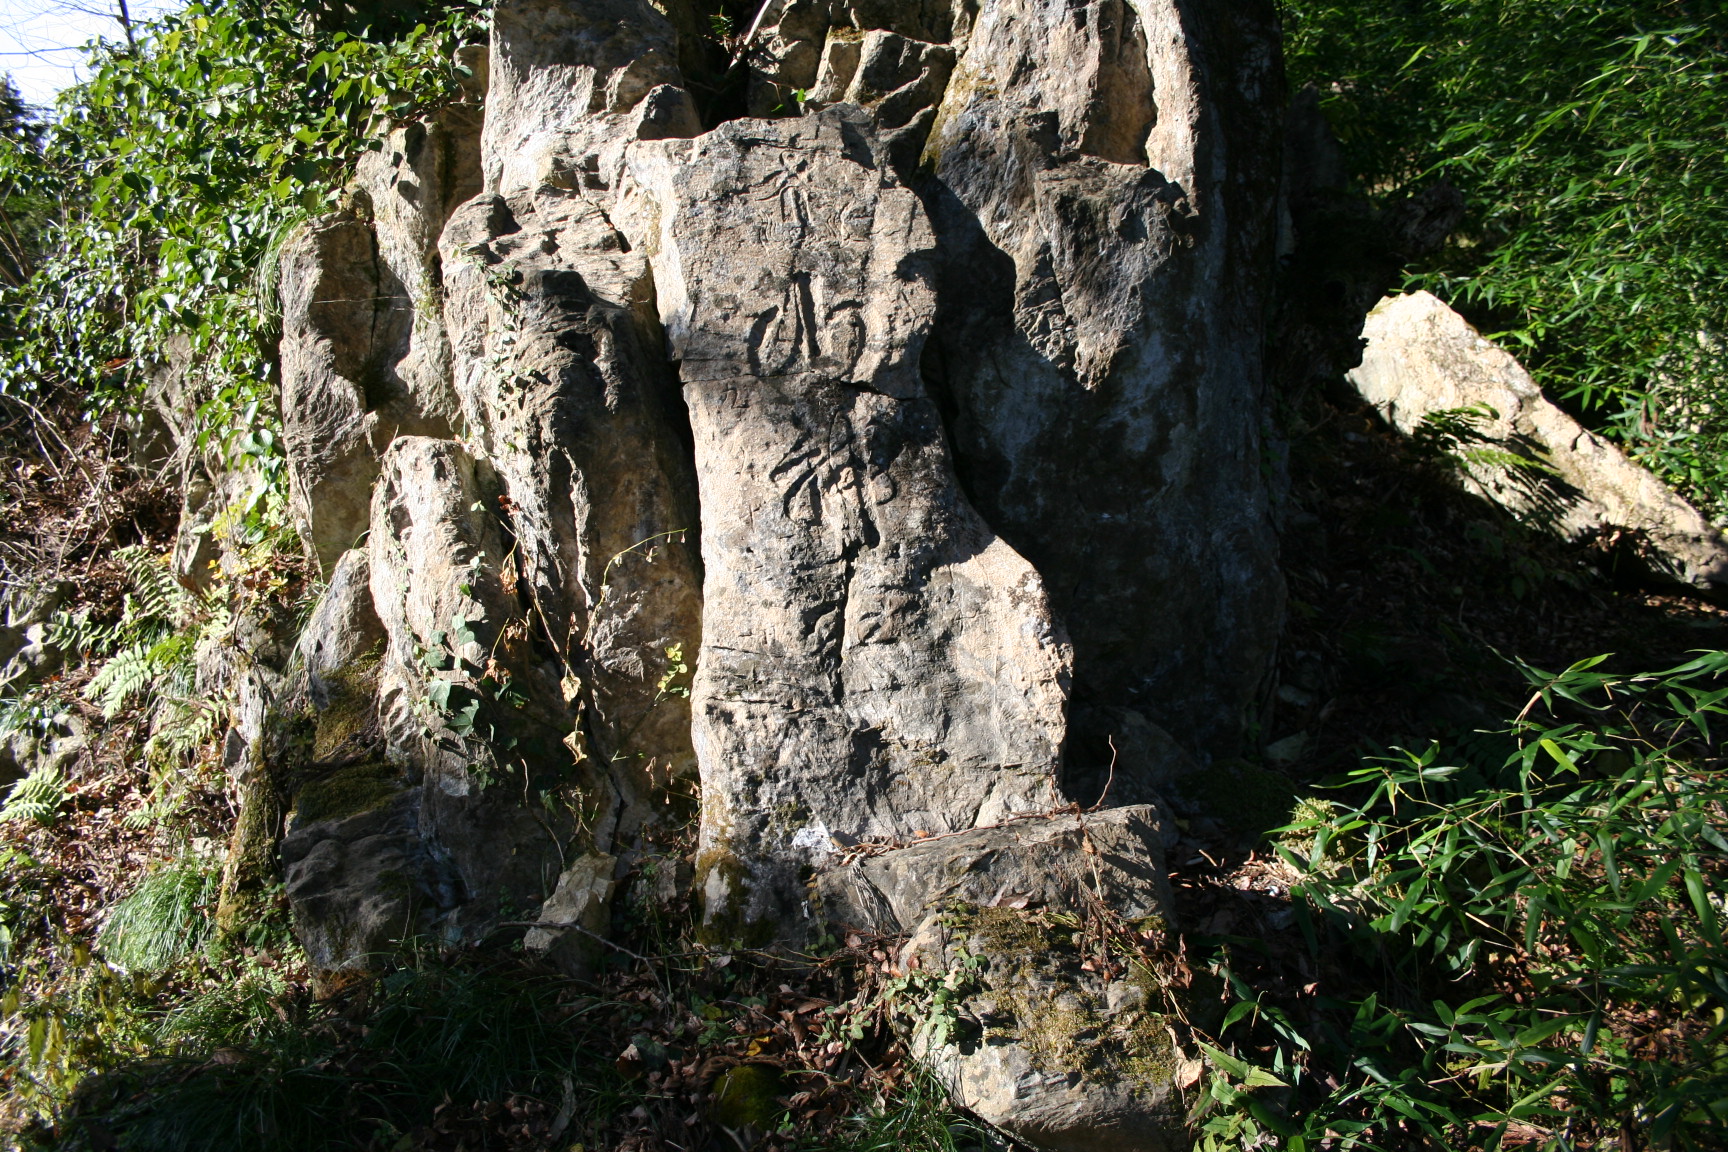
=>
[60,960,618,1152]
[97,860,221,972]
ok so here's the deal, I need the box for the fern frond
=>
[0,762,68,825]
[146,696,219,765]
[85,642,158,718]
[48,607,123,663]
[116,546,189,626]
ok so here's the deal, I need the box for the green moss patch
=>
[312,651,381,761]
[711,1064,787,1129]
[945,904,1176,1089]
[292,761,401,826]
[692,848,774,950]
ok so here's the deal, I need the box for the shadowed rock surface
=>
[920,0,1286,763]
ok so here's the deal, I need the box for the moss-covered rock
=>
[309,653,380,762]
[900,899,1187,1152]
[943,904,1178,1091]
[292,760,401,825]
[692,847,775,950]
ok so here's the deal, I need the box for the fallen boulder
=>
[819,807,1184,1152]
[1349,291,1728,593]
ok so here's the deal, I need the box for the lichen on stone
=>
[941,903,1177,1090]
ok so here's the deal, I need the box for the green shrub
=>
[1281,0,1728,514]
[0,1,484,467]
[1194,651,1728,1149]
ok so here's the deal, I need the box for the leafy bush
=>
[1194,652,1728,1149]
[0,1,484,461]
[1281,0,1728,514]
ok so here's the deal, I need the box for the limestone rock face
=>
[621,110,1070,936]
[483,0,696,195]
[921,0,1286,759]
[819,806,1174,932]
[368,437,585,926]
[1350,292,1728,593]
[442,0,706,826]
[354,107,485,435]
[268,0,1294,1139]
[279,103,485,575]
[440,183,702,819]
[297,548,384,713]
[278,212,388,574]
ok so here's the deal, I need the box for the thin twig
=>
[1091,734,1119,811]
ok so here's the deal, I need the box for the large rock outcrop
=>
[270,0,1293,1142]
[621,110,1071,937]
[279,105,483,573]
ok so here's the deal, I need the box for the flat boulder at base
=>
[819,806,1184,1152]
[1349,291,1728,593]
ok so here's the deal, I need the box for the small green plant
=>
[812,1065,995,1152]
[98,859,221,972]
[657,642,692,701]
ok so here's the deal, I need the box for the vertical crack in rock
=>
[367,437,590,946]
[280,107,484,576]
[921,0,1287,777]
[441,185,703,828]
[617,109,1071,940]
[445,0,706,833]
